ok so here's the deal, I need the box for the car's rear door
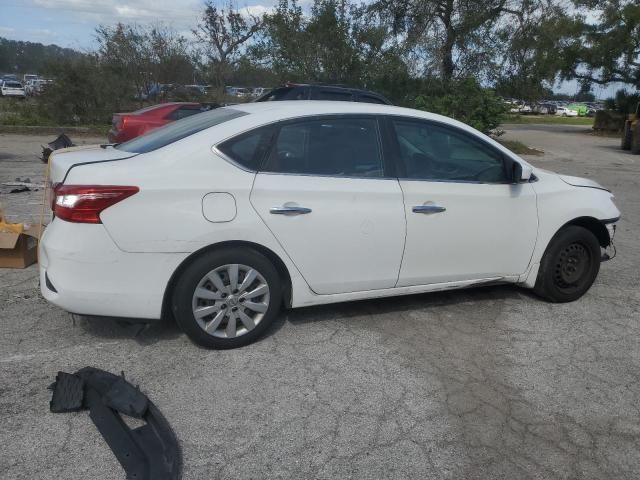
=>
[385,116,538,286]
[250,115,406,295]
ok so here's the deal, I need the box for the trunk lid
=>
[49,145,137,185]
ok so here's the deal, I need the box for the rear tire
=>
[534,226,601,303]
[172,247,282,349]
[621,121,632,150]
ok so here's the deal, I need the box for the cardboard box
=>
[0,223,42,269]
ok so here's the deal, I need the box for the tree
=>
[561,0,640,90]
[40,55,129,124]
[368,0,525,80]
[254,0,403,87]
[96,24,193,105]
[415,77,506,133]
[493,2,570,101]
[193,0,263,93]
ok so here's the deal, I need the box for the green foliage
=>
[96,23,194,102]
[39,55,131,124]
[414,78,506,133]
[253,0,403,87]
[0,99,54,126]
[561,0,640,90]
[193,0,263,91]
[0,37,81,74]
[605,89,640,114]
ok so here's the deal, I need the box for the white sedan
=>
[1,80,26,98]
[41,102,620,348]
[556,106,579,117]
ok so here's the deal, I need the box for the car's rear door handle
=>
[412,204,446,214]
[270,206,312,215]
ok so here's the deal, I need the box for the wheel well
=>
[161,240,293,322]
[564,216,610,247]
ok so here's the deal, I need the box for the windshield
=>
[115,107,248,154]
[4,82,22,88]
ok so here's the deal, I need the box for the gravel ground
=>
[1,126,639,479]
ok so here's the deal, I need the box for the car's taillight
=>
[53,185,139,224]
[113,115,127,131]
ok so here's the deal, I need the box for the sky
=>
[0,0,627,97]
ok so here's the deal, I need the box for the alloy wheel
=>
[191,264,270,338]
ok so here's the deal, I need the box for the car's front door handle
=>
[270,206,312,215]
[412,204,446,214]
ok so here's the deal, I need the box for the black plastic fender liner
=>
[49,367,181,480]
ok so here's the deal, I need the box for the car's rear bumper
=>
[39,219,188,319]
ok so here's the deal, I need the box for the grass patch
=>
[0,98,110,135]
[498,140,544,156]
[503,115,594,126]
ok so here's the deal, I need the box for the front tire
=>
[534,226,601,303]
[172,247,282,349]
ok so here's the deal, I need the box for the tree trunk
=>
[440,0,455,80]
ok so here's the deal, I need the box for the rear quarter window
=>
[217,125,275,171]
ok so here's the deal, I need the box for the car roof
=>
[230,100,455,126]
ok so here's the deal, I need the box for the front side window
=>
[262,117,384,178]
[391,119,507,183]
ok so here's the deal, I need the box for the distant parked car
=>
[25,78,51,96]
[567,103,589,116]
[252,87,269,97]
[556,106,579,117]
[533,102,557,115]
[255,83,393,105]
[0,80,26,98]
[108,102,215,143]
[23,73,39,84]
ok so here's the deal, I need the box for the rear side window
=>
[262,117,384,177]
[116,108,247,153]
[217,126,274,171]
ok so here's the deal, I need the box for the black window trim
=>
[381,115,516,185]
[256,114,394,180]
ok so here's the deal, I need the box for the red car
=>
[108,102,208,143]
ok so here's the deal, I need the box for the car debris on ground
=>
[41,133,74,163]
[49,367,181,480]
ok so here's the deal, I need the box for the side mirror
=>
[511,160,532,183]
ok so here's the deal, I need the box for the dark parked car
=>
[255,83,392,105]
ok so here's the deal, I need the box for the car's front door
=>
[387,117,538,287]
[250,116,406,295]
